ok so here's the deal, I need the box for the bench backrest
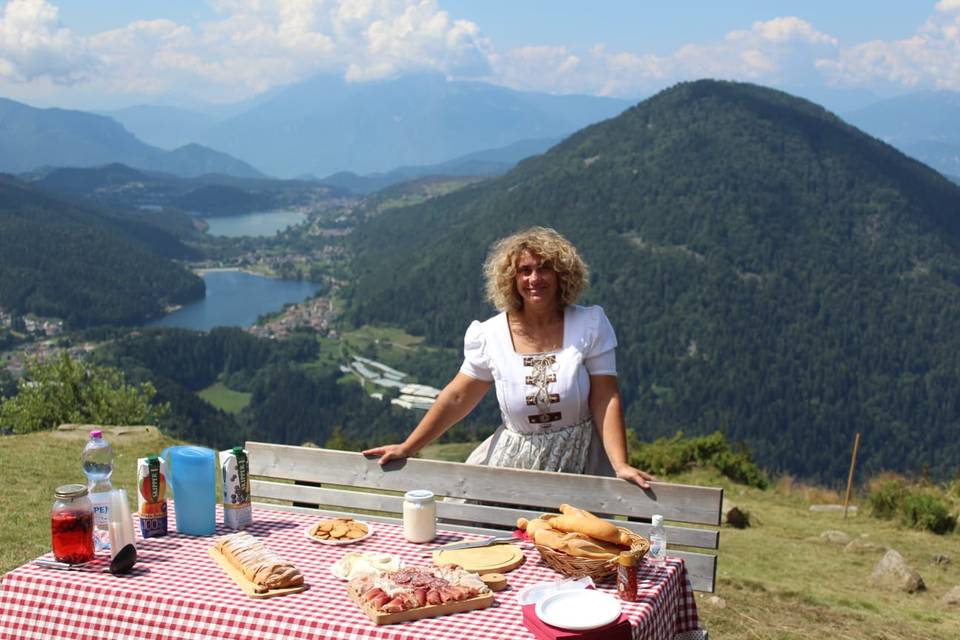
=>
[246,442,722,592]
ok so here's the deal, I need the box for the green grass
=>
[197,382,252,414]
[419,442,478,462]
[0,427,179,574]
[2,430,958,639]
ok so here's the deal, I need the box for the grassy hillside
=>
[1,430,957,638]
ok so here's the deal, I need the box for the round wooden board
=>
[432,545,525,575]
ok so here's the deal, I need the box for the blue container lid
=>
[168,445,215,466]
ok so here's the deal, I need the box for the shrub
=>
[867,478,908,520]
[899,493,956,535]
[630,430,769,489]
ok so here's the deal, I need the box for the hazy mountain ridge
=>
[346,80,960,482]
[845,91,960,177]
[195,73,629,177]
[319,137,559,194]
[0,98,264,179]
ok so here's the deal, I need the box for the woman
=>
[363,227,655,488]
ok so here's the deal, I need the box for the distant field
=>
[342,325,425,350]
[197,382,251,413]
[420,441,476,462]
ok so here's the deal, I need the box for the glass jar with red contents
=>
[51,484,94,564]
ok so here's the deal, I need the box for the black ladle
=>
[109,543,137,575]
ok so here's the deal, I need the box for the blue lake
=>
[148,270,321,331]
[202,210,307,237]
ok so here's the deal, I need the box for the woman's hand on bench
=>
[612,462,657,489]
[362,444,413,466]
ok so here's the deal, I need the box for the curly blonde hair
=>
[483,227,589,312]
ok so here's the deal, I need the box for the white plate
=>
[304,521,374,545]
[535,589,621,631]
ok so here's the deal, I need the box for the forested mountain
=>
[27,163,341,215]
[346,80,960,482]
[0,176,203,326]
[0,98,263,178]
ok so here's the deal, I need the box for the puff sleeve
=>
[583,306,618,376]
[459,320,494,382]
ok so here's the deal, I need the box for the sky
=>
[2,0,959,111]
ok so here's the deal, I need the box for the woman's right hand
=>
[362,443,412,466]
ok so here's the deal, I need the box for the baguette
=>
[215,532,304,590]
[547,509,626,546]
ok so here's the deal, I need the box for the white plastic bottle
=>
[82,430,114,553]
[648,514,667,565]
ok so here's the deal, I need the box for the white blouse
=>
[458,305,618,474]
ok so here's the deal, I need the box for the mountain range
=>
[0,98,263,179]
[109,73,630,178]
[845,91,960,177]
[346,79,960,483]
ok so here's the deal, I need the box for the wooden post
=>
[843,432,861,519]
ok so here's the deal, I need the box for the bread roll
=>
[551,504,632,546]
[532,527,569,551]
[215,532,304,590]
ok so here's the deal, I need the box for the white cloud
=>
[1,0,491,104]
[818,11,960,90]
[0,0,92,84]
[489,17,838,97]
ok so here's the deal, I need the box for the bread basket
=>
[534,527,650,582]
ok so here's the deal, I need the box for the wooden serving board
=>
[432,544,525,575]
[208,547,309,599]
[348,586,494,625]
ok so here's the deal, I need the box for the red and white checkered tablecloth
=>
[0,506,700,640]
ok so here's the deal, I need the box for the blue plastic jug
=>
[162,445,216,536]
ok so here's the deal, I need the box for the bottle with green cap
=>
[220,447,252,529]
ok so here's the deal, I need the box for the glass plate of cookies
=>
[304,517,374,545]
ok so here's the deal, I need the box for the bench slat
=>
[251,479,718,549]
[247,443,723,526]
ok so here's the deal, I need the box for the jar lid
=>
[55,483,89,499]
[618,551,636,566]
[404,489,435,503]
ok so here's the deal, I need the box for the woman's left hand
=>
[613,462,657,489]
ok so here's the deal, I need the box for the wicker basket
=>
[534,528,650,582]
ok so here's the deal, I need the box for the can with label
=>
[137,455,168,538]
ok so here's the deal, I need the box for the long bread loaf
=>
[548,505,631,546]
[215,532,304,590]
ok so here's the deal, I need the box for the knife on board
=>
[421,536,516,556]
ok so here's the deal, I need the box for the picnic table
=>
[0,505,703,640]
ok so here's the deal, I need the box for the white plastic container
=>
[402,489,436,543]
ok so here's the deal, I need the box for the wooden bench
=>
[246,442,723,592]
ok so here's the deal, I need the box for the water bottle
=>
[82,429,114,553]
[648,514,667,565]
